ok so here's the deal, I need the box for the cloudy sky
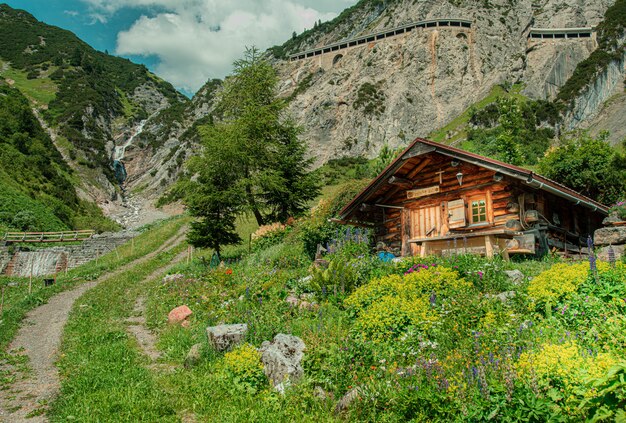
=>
[4,0,357,95]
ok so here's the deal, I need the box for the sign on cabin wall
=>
[407,186,440,199]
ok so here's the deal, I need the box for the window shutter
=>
[447,199,466,228]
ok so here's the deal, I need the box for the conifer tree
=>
[213,46,319,226]
[184,47,319,253]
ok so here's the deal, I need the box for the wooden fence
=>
[2,230,95,243]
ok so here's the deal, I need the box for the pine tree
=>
[184,47,319,253]
[184,125,245,257]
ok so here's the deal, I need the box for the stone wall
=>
[595,214,626,261]
[0,246,10,274]
[2,231,139,277]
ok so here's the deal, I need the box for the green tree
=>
[370,142,396,176]
[214,46,319,226]
[184,125,244,257]
[539,132,626,205]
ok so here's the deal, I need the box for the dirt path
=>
[127,297,162,362]
[126,249,187,365]
[0,226,187,422]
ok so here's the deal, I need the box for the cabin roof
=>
[339,138,609,220]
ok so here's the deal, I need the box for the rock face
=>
[259,334,306,386]
[563,48,626,131]
[594,226,626,246]
[268,0,615,166]
[206,323,248,352]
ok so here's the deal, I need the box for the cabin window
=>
[470,198,488,224]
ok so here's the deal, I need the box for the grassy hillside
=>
[0,83,116,233]
[0,4,187,183]
[37,185,626,422]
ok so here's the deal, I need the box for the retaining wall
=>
[2,231,139,277]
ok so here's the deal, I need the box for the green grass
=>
[50,242,188,422]
[0,61,57,105]
[0,216,188,353]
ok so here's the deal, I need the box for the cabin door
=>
[410,205,442,239]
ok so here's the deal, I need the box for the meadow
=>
[39,184,626,422]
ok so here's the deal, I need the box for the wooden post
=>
[484,236,494,258]
[401,208,411,257]
[131,238,135,255]
[29,259,33,295]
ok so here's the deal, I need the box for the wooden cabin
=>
[338,138,608,258]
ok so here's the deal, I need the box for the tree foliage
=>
[538,132,626,205]
[467,97,557,166]
[184,125,244,257]
[185,47,319,253]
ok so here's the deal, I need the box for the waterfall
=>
[113,116,151,161]
[111,111,158,186]
[113,159,128,184]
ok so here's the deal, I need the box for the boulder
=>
[184,343,203,369]
[597,245,625,262]
[168,305,192,325]
[594,227,626,246]
[504,270,525,284]
[259,334,305,386]
[285,295,299,307]
[603,213,625,226]
[206,323,248,352]
[313,386,333,400]
[486,291,516,303]
[335,386,361,414]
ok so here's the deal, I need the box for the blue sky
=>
[3,0,356,95]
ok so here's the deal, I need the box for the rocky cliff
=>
[269,0,617,164]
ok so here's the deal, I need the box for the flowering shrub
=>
[251,222,289,252]
[252,222,286,240]
[352,295,438,342]
[609,200,626,220]
[517,341,617,391]
[516,340,618,416]
[527,262,589,307]
[345,267,470,341]
[222,343,266,393]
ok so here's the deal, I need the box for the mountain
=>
[0,1,623,230]
[267,0,624,164]
[0,82,116,233]
[0,4,187,223]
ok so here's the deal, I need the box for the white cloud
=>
[79,0,357,93]
[64,10,80,17]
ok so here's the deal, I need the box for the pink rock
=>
[168,305,193,325]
